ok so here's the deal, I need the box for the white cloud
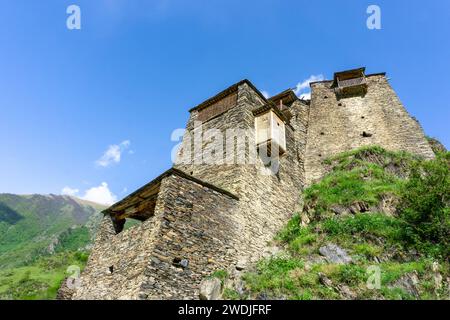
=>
[81,182,117,206]
[294,74,325,99]
[61,186,79,196]
[261,90,270,99]
[299,92,311,100]
[96,140,130,167]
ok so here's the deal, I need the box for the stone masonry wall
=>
[139,174,239,299]
[72,173,238,300]
[304,74,435,185]
[228,83,306,268]
[288,100,310,187]
[177,83,306,270]
[175,82,267,195]
[72,211,161,299]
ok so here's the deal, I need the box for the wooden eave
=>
[333,67,366,86]
[268,89,298,106]
[104,168,239,218]
[252,103,288,123]
[252,103,295,131]
[189,79,268,113]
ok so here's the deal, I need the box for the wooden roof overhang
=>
[189,79,268,113]
[103,168,239,221]
[252,103,295,131]
[332,68,369,96]
[333,67,366,84]
[268,89,298,107]
[253,103,287,122]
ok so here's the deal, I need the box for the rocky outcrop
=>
[199,278,222,300]
[390,272,420,299]
[319,243,352,265]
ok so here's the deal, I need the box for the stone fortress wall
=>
[72,171,240,299]
[71,68,435,300]
[304,73,435,185]
[176,81,306,269]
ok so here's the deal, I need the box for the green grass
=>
[244,146,449,300]
[322,213,403,241]
[243,258,304,297]
[324,145,417,169]
[55,226,91,252]
[245,213,447,299]
[0,194,104,300]
[352,243,382,258]
[304,162,403,218]
[0,251,88,300]
[210,270,229,282]
[0,194,103,268]
[222,288,241,300]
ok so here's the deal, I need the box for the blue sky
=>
[0,0,449,204]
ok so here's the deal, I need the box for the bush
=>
[398,153,450,257]
[210,269,228,284]
[337,265,366,286]
[277,214,302,243]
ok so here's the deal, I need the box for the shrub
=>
[210,269,228,284]
[277,214,302,243]
[222,288,240,300]
[353,243,382,258]
[398,153,450,257]
[337,265,366,286]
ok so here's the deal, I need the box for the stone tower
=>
[304,68,434,184]
[70,68,434,300]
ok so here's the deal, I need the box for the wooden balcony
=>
[337,77,366,88]
[335,76,368,96]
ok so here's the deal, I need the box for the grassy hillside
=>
[0,251,88,300]
[0,194,106,300]
[231,146,449,300]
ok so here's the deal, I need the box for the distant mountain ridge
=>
[0,193,102,223]
[0,202,23,224]
[0,193,107,268]
[0,193,107,299]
